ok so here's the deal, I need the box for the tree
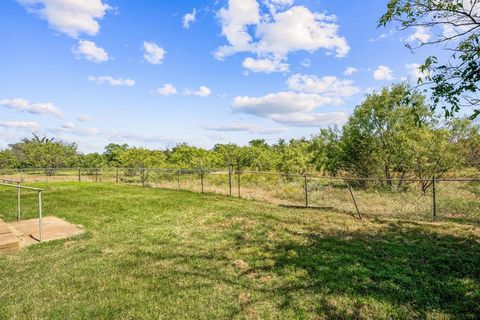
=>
[309,127,342,175]
[77,153,106,174]
[0,150,17,169]
[379,0,480,118]
[9,135,78,175]
[118,147,166,168]
[103,143,129,167]
[339,83,467,189]
[275,138,313,174]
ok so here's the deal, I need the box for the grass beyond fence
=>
[1,168,479,224]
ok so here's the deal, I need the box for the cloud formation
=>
[73,40,109,63]
[185,86,211,97]
[216,0,349,73]
[0,98,62,117]
[373,65,394,81]
[183,9,196,29]
[143,41,166,65]
[17,0,111,38]
[204,123,287,135]
[0,121,40,132]
[88,76,135,87]
[286,74,360,97]
[242,57,288,73]
[151,84,178,96]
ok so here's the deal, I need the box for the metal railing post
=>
[78,168,81,182]
[200,168,204,193]
[17,186,21,221]
[95,169,98,183]
[141,168,146,187]
[432,176,437,219]
[38,191,43,242]
[116,168,119,184]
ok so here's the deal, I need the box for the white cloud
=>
[233,92,342,116]
[344,66,358,76]
[17,0,111,38]
[108,131,172,143]
[88,76,135,87]
[151,84,178,96]
[286,74,360,97]
[73,40,109,63]
[368,29,395,42]
[301,59,311,67]
[204,123,287,135]
[61,121,76,130]
[77,114,93,122]
[186,86,211,97]
[232,90,347,127]
[407,26,431,43]
[242,57,289,73]
[217,0,260,57]
[255,6,349,57]
[183,9,196,29]
[405,63,429,81]
[373,65,394,81]
[216,1,349,71]
[0,121,40,131]
[143,41,166,65]
[0,98,62,117]
[268,112,347,127]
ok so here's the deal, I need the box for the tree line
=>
[1,84,480,183]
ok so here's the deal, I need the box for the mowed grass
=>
[0,182,479,319]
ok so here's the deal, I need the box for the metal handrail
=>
[0,182,43,242]
[0,178,22,184]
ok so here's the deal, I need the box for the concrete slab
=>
[8,216,84,247]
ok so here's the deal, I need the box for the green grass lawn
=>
[0,182,479,319]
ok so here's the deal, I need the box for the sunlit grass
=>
[0,182,479,319]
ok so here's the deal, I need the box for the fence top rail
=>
[0,178,22,184]
[0,182,44,191]
[4,167,480,182]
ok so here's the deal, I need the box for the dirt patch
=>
[8,216,84,247]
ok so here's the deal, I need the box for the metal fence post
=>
[116,168,119,184]
[347,183,362,219]
[177,170,180,190]
[432,176,437,219]
[95,169,98,183]
[17,186,21,221]
[237,169,241,198]
[228,166,232,196]
[304,174,309,207]
[78,168,81,182]
[141,168,146,187]
[38,191,42,242]
[200,168,204,193]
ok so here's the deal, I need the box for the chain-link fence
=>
[1,168,479,223]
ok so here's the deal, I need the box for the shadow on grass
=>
[261,223,480,318]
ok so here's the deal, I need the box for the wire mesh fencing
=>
[1,167,479,223]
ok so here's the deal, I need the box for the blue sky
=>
[0,0,436,153]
